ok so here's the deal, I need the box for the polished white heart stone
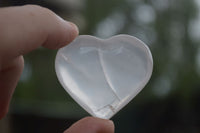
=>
[55,35,153,119]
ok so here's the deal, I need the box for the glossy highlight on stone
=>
[55,35,153,119]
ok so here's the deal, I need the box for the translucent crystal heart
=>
[55,35,153,119]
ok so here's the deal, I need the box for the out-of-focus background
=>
[0,0,200,133]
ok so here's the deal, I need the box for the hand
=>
[0,5,114,133]
[0,4,78,118]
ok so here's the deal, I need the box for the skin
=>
[0,5,114,133]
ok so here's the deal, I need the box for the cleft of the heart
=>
[55,35,153,119]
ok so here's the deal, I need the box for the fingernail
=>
[107,120,115,131]
[108,120,114,125]
[68,22,79,35]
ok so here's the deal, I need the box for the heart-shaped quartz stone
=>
[55,35,153,119]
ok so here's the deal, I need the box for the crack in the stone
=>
[97,49,121,101]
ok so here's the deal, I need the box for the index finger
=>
[0,5,78,61]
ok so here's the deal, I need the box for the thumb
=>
[64,117,115,133]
